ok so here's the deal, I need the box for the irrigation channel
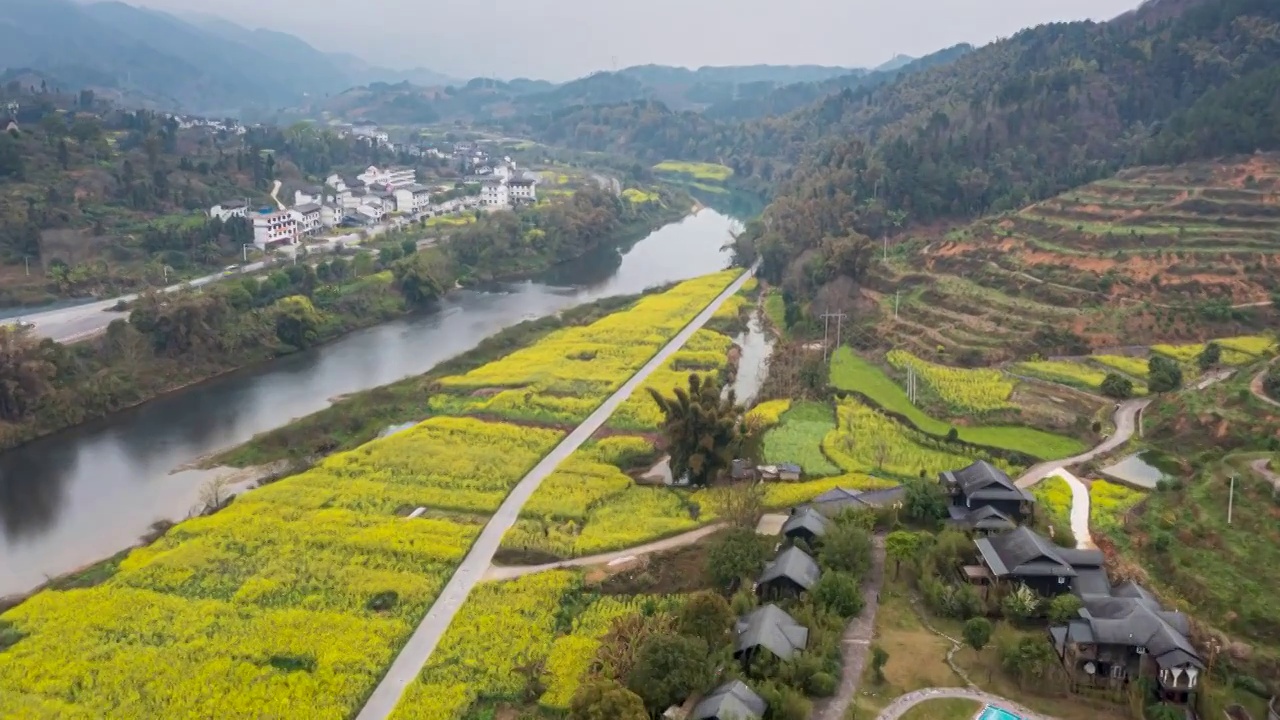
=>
[0,209,749,598]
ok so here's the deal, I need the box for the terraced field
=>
[876,156,1280,359]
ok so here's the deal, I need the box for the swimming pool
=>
[977,705,1024,720]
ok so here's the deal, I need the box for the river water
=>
[0,209,743,597]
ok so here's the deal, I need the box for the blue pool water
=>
[978,706,1024,720]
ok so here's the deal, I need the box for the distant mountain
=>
[0,0,451,116]
[872,54,916,72]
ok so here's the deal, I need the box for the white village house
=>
[209,200,249,222]
[252,209,297,249]
[357,165,416,189]
[394,184,432,214]
[290,204,323,237]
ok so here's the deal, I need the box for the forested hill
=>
[738,0,1280,285]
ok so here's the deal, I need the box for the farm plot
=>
[429,270,740,425]
[501,437,708,560]
[652,160,734,183]
[886,349,1015,413]
[1092,355,1150,379]
[831,348,1086,459]
[821,398,1017,480]
[762,401,842,476]
[1014,360,1109,390]
[608,328,734,430]
[0,417,562,720]
[389,570,673,720]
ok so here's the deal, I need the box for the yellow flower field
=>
[1092,354,1150,378]
[1152,335,1276,366]
[821,398,1012,478]
[746,398,791,428]
[390,571,581,720]
[430,270,739,425]
[886,350,1014,413]
[0,416,561,719]
[609,328,733,430]
[1014,359,1109,389]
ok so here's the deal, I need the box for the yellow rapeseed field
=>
[609,328,733,430]
[431,270,739,425]
[886,350,1014,413]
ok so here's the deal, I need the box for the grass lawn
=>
[762,401,842,476]
[829,348,1086,459]
[899,698,981,720]
[856,578,1130,720]
[763,290,787,338]
[652,160,734,182]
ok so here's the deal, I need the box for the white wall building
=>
[209,200,248,222]
[357,165,416,189]
[294,186,323,207]
[321,204,345,229]
[508,177,537,203]
[291,204,323,236]
[252,210,297,249]
[393,185,431,214]
[480,180,509,208]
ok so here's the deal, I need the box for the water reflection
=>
[0,210,741,596]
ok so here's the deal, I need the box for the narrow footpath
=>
[811,536,886,720]
[482,523,727,581]
[1251,359,1280,409]
[355,264,758,720]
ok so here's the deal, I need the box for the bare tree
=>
[190,477,232,517]
[709,480,765,529]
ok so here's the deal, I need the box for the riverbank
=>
[0,196,688,454]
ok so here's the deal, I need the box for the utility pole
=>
[23,256,29,276]
[1227,475,1236,525]
[894,291,901,320]
[820,310,847,362]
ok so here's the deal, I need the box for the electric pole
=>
[1227,475,1236,525]
[820,310,848,362]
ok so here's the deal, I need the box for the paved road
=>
[1250,359,1280,409]
[483,523,727,581]
[1016,398,1151,489]
[876,688,1056,720]
[1055,468,1094,550]
[355,263,758,720]
[812,535,886,720]
[1249,458,1280,494]
[1,216,417,344]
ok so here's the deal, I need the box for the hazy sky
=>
[131,0,1146,81]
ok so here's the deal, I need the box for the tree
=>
[811,570,864,618]
[869,645,889,684]
[706,528,770,589]
[885,530,923,579]
[0,327,55,421]
[627,633,713,712]
[567,680,647,720]
[1047,594,1083,625]
[392,249,450,305]
[1147,355,1183,393]
[708,480,764,528]
[1001,583,1041,622]
[649,374,741,487]
[675,592,734,650]
[963,617,992,652]
[903,477,948,524]
[1100,372,1134,399]
[818,520,872,576]
[999,635,1056,688]
[1197,342,1221,371]
[273,295,323,350]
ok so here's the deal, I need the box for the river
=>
[0,209,743,598]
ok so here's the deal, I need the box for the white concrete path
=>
[876,688,1056,720]
[1015,398,1150,489]
[1040,468,1094,550]
[355,264,758,720]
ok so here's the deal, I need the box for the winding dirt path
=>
[482,523,726,581]
[1250,360,1280,409]
[1016,398,1150,489]
[876,688,1057,720]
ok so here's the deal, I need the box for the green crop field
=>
[762,401,841,476]
[830,348,1085,459]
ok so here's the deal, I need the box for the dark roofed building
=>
[973,526,1104,596]
[804,486,904,517]
[947,504,1017,534]
[1050,588,1203,704]
[690,680,767,720]
[734,604,809,663]
[782,507,830,546]
[942,460,1034,524]
[756,546,821,598]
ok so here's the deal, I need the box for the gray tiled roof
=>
[782,507,831,539]
[691,680,767,720]
[735,604,809,660]
[1078,595,1202,669]
[975,526,1075,577]
[758,546,821,590]
[806,486,904,515]
[942,460,1033,502]
[294,203,322,213]
[948,504,1017,531]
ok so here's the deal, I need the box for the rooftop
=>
[735,604,809,660]
[942,460,1033,502]
[690,680,766,720]
[294,203,321,213]
[782,507,831,539]
[758,546,821,590]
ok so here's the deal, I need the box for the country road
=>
[0,215,417,344]
[1015,398,1151,489]
[354,263,758,720]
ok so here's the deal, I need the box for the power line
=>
[820,309,848,362]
